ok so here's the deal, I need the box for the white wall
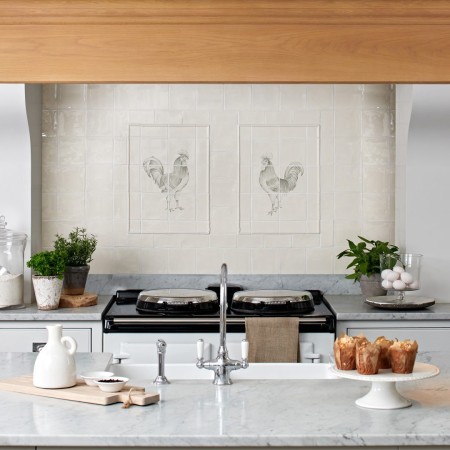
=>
[406,85,450,302]
[0,84,32,302]
[41,84,396,275]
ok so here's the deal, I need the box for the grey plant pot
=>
[62,265,90,295]
[359,274,386,298]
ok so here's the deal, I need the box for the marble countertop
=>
[0,295,111,321]
[0,351,450,447]
[3,294,450,323]
[325,294,450,320]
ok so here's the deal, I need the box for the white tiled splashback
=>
[41,84,395,275]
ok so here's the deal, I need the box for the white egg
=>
[400,272,414,284]
[393,265,405,274]
[387,271,400,282]
[393,279,406,290]
[382,279,393,289]
[381,269,393,280]
[409,280,420,289]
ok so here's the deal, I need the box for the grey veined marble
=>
[0,351,450,448]
[86,274,362,295]
[326,294,450,320]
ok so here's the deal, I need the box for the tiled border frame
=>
[128,123,211,234]
[238,124,321,235]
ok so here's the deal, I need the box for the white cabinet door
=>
[0,328,91,352]
[346,327,450,352]
[0,447,34,450]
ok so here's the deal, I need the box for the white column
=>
[406,85,450,302]
[395,85,413,251]
[0,84,32,302]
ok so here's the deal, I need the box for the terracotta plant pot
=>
[63,265,90,295]
[32,275,63,310]
[359,274,386,298]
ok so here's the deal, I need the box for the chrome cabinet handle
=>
[32,342,46,352]
[113,353,130,364]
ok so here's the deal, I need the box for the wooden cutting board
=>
[0,375,160,406]
[59,292,98,308]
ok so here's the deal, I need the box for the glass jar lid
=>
[0,216,28,244]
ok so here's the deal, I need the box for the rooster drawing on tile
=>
[143,151,189,211]
[259,155,304,215]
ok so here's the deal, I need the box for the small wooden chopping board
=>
[0,375,160,406]
[59,292,98,308]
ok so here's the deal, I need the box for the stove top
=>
[103,289,336,334]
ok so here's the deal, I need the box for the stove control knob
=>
[304,353,321,363]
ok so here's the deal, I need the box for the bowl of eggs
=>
[380,253,422,300]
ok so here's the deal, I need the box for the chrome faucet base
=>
[197,264,249,385]
[214,374,232,386]
[197,356,249,385]
[153,375,170,385]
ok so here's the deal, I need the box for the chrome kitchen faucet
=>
[196,263,249,385]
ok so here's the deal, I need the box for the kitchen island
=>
[0,352,449,449]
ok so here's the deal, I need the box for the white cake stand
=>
[330,362,439,409]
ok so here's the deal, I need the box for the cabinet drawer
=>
[347,328,450,352]
[0,328,91,352]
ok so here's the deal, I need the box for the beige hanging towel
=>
[245,317,299,363]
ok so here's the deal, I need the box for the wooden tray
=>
[0,375,160,406]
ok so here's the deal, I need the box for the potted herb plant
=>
[337,236,399,297]
[27,250,66,310]
[54,227,97,295]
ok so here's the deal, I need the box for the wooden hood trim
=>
[1,0,450,83]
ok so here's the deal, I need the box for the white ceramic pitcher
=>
[33,324,77,388]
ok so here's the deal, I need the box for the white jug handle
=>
[61,336,77,355]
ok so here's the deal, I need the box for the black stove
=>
[103,289,336,334]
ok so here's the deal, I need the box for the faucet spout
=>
[196,263,249,385]
[218,263,227,356]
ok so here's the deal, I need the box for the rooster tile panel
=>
[128,124,210,234]
[239,125,320,234]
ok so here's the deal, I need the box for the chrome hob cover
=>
[231,290,315,315]
[136,289,219,314]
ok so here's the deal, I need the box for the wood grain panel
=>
[3,0,450,25]
[0,1,450,83]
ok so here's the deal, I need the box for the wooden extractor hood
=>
[1,0,450,83]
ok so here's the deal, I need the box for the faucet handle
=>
[197,339,204,360]
[156,339,167,353]
[241,339,249,360]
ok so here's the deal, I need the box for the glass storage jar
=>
[0,215,27,309]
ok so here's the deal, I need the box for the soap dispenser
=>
[33,324,77,388]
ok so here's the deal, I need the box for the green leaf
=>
[54,227,98,266]
[358,236,373,245]
[27,250,66,279]
[336,235,399,279]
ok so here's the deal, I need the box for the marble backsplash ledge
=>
[86,274,361,295]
